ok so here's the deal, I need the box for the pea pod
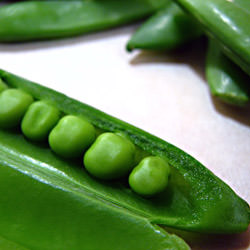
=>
[127,1,202,51]
[0,78,8,92]
[0,146,189,250]
[0,236,28,250]
[0,69,249,249]
[174,0,250,76]
[206,39,250,106]
[0,0,168,42]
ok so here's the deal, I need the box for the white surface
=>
[0,25,249,249]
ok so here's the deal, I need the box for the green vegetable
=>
[206,39,250,106]
[21,101,61,141]
[129,156,170,197]
[0,69,249,250]
[0,0,168,42]
[49,115,95,158]
[127,1,202,51]
[0,78,8,93]
[0,137,190,250]
[174,0,250,76]
[0,88,33,128]
[84,132,135,180]
[0,235,29,250]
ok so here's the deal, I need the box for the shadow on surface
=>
[129,37,207,81]
[130,38,250,127]
[211,96,250,127]
[164,225,250,250]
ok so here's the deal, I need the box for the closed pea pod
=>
[174,0,250,76]
[127,1,203,51]
[49,115,96,158]
[21,101,61,141]
[129,156,170,197]
[84,132,135,180]
[0,0,168,42]
[0,88,33,128]
[206,39,250,106]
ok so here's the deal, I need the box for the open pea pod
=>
[127,0,203,51]
[0,70,249,248]
[0,0,168,42]
[206,39,250,106]
[173,0,250,76]
[0,139,189,250]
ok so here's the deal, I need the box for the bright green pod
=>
[49,115,96,158]
[0,78,8,93]
[0,88,33,128]
[129,156,170,197]
[84,132,135,180]
[0,69,249,250]
[127,1,203,51]
[174,0,250,76]
[21,101,61,141]
[206,40,250,106]
[0,0,168,42]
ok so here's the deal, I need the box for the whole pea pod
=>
[174,0,250,76]
[206,39,250,106]
[127,0,203,51]
[0,69,249,249]
[0,0,168,42]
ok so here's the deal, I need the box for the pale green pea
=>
[129,156,170,197]
[21,101,60,141]
[0,78,8,93]
[0,88,33,128]
[84,132,135,180]
[49,115,95,158]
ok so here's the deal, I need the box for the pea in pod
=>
[0,69,249,249]
[21,101,61,141]
[206,39,250,106]
[174,0,250,76]
[0,0,168,42]
[129,156,171,197]
[0,88,34,128]
[49,115,96,158]
[127,0,203,51]
[84,132,136,180]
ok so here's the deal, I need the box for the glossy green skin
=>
[127,1,202,51]
[206,40,250,106]
[174,0,250,76]
[0,131,190,250]
[129,156,170,197]
[0,69,249,249]
[0,236,28,250]
[0,0,168,42]
[49,115,95,158]
[0,88,33,128]
[84,132,135,180]
[0,78,8,92]
[21,101,61,141]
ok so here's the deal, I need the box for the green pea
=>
[21,101,60,141]
[129,156,170,197]
[84,132,135,180]
[49,115,95,158]
[0,78,8,93]
[0,88,34,128]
